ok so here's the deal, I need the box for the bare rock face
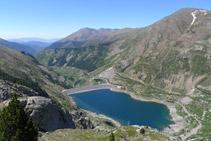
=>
[71,110,95,129]
[21,96,76,131]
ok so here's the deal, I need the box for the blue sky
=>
[0,0,210,39]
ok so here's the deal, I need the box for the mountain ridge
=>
[8,38,61,43]
[45,27,137,49]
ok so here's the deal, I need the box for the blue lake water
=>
[70,89,173,130]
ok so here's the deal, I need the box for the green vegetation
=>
[0,94,38,141]
[115,73,175,97]
[0,69,48,97]
[50,66,89,88]
[36,43,113,72]
[92,79,106,85]
[39,126,169,141]
[192,55,209,75]
[109,132,115,141]
[39,129,110,141]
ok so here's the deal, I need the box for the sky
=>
[0,0,211,39]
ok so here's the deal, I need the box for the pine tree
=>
[0,94,38,141]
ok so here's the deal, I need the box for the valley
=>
[35,8,211,140]
[0,7,211,141]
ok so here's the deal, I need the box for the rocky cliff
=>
[21,96,76,132]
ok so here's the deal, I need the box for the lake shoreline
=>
[64,85,185,136]
[111,88,185,136]
[84,109,122,128]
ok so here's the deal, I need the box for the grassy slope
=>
[36,42,117,72]
[39,126,169,141]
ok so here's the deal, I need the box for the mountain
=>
[37,8,211,93]
[37,27,137,70]
[36,8,211,140]
[61,28,116,42]
[45,27,137,49]
[22,41,51,47]
[1,44,134,134]
[8,38,61,43]
[0,38,36,55]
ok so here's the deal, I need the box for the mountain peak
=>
[59,28,115,43]
[141,8,207,42]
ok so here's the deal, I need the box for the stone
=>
[21,96,75,131]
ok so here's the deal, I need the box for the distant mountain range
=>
[8,38,61,43]
[20,41,52,53]
[0,38,36,55]
[0,38,60,55]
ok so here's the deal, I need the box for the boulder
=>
[21,96,75,131]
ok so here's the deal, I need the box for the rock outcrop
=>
[21,96,76,131]
[71,110,95,129]
[0,80,49,102]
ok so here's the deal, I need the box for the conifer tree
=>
[0,94,38,141]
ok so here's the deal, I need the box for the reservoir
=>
[70,89,173,130]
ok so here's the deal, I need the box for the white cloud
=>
[0,32,64,39]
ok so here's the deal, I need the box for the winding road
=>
[178,102,202,140]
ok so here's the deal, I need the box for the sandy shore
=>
[111,88,185,136]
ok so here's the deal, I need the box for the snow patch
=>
[200,9,207,15]
[191,10,198,25]
[191,9,208,26]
